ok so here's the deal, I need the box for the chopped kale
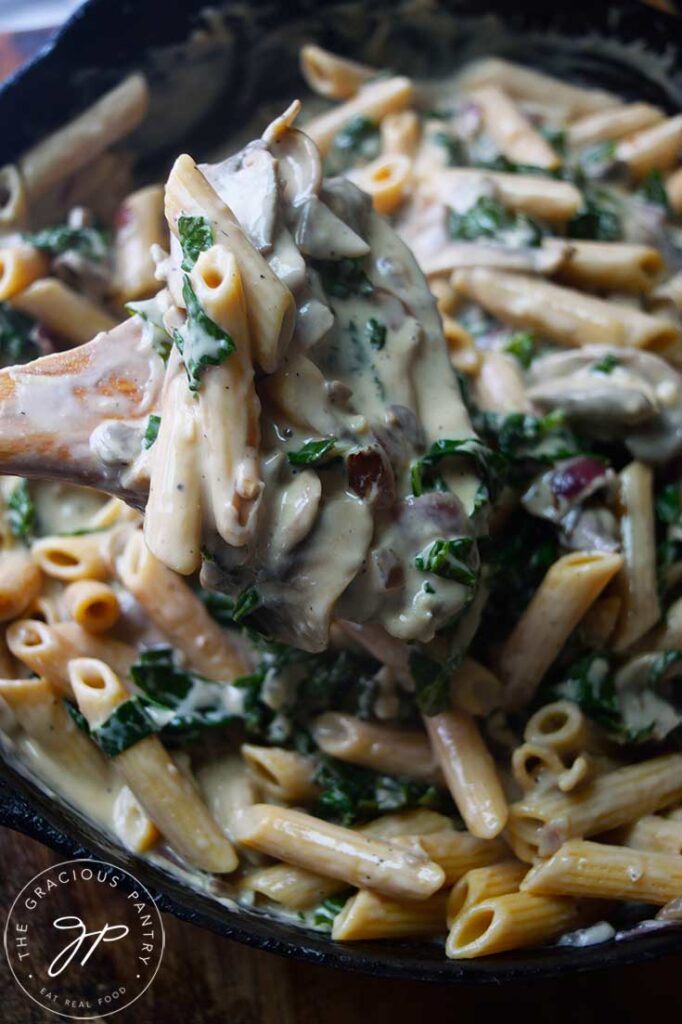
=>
[410,436,502,501]
[578,140,616,176]
[415,537,477,586]
[287,437,339,466]
[656,483,682,526]
[448,195,544,247]
[432,130,465,166]
[365,317,387,350]
[504,330,536,369]
[93,697,156,757]
[24,224,109,262]
[233,586,261,624]
[196,588,236,627]
[567,192,623,241]
[143,414,161,449]
[475,411,583,465]
[326,115,380,174]
[312,894,350,930]
[0,302,40,365]
[172,274,235,390]
[178,214,214,271]
[409,648,451,716]
[126,298,172,364]
[7,479,36,543]
[316,258,374,299]
[64,699,90,735]
[638,168,671,212]
[314,755,442,826]
[591,353,620,375]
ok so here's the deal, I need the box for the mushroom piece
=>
[528,345,682,461]
[613,653,682,742]
[202,141,278,252]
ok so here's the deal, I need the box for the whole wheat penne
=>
[457,58,618,118]
[299,44,375,100]
[347,153,412,215]
[240,810,455,909]
[524,701,588,756]
[312,712,440,781]
[381,110,421,157]
[332,888,448,941]
[512,742,565,793]
[474,351,533,414]
[12,278,117,345]
[508,754,682,858]
[164,153,295,373]
[191,248,262,547]
[19,74,149,201]
[0,245,49,300]
[499,551,623,710]
[452,269,681,356]
[449,657,503,717]
[545,239,663,293]
[421,240,570,278]
[234,804,445,900]
[6,618,136,693]
[667,166,682,215]
[197,754,261,846]
[70,657,237,873]
[112,784,160,854]
[114,184,166,303]
[441,316,481,375]
[0,550,42,622]
[615,115,682,178]
[470,85,560,169]
[116,530,248,681]
[568,102,663,148]
[0,164,28,229]
[424,710,508,839]
[0,675,109,783]
[304,76,414,156]
[241,744,319,803]
[522,839,682,905]
[427,169,583,222]
[611,462,660,651]
[410,830,509,886]
[446,891,579,959]
[447,861,528,925]
[144,349,202,575]
[32,533,109,582]
[608,814,682,856]
[63,580,120,633]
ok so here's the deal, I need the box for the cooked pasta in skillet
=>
[1,45,682,960]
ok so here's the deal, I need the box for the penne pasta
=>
[303,76,414,156]
[446,861,528,925]
[523,701,588,757]
[312,712,440,781]
[112,784,161,854]
[114,184,166,302]
[332,888,448,941]
[470,85,561,169]
[11,278,117,345]
[545,239,664,293]
[380,110,421,157]
[446,891,579,959]
[568,102,664,148]
[240,744,318,803]
[615,115,682,179]
[70,657,238,873]
[0,245,49,300]
[32,533,109,582]
[63,579,120,633]
[611,462,661,651]
[498,551,623,710]
[608,814,682,856]
[409,830,509,887]
[234,804,445,901]
[0,550,42,622]
[299,44,375,100]
[347,153,412,215]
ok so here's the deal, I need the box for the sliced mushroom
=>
[202,142,278,252]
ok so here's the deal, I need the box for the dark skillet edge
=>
[2,0,682,984]
[3,756,682,984]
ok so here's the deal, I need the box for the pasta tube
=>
[523,701,588,757]
[19,74,149,201]
[427,169,583,222]
[508,754,682,857]
[0,245,48,300]
[522,839,682,905]
[240,745,318,802]
[114,184,166,302]
[32,533,110,582]
[567,102,663,147]
[112,784,160,854]
[609,814,682,856]
[423,710,508,839]
[234,804,445,900]
[545,239,663,293]
[347,154,412,215]
[381,110,421,157]
[116,530,248,681]
[446,861,528,925]
[615,115,682,178]
[12,279,117,345]
[332,889,448,941]
[63,580,120,633]
[303,76,414,156]
[612,462,660,651]
[299,45,374,100]
[0,550,42,622]
[446,891,579,959]
[470,85,560,169]
[498,551,623,710]
[312,712,440,780]
[452,269,681,356]
[70,657,238,873]
[410,830,509,886]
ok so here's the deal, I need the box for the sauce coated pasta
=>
[1,45,682,963]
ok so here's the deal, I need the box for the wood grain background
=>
[1,827,681,1024]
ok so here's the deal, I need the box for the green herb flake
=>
[7,479,36,543]
[365,317,387,350]
[126,297,172,364]
[314,755,443,825]
[447,196,544,247]
[568,193,623,241]
[591,353,620,375]
[326,115,380,174]
[173,274,235,391]
[93,698,155,757]
[312,894,350,930]
[579,140,617,173]
[24,224,109,262]
[287,437,338,466]
[638,168,671,212]
[410,437,502,501]
[233,587,261,624]
[316,258,374,300]
[0,302,40,366]
[504,331,536,369]
[143,414,161,449]
[64,700,90,735]
[415,537,477,586]
[656,483,682,526]
[409,649,451,716]
[197,588,236,627]
[178,215,214,271]
[432,130,465,166]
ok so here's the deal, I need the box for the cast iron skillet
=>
[1,0,682,984]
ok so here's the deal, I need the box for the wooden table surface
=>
[0,825,681,1024]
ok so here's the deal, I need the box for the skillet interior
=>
[1,0,682,983]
